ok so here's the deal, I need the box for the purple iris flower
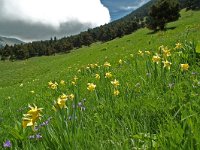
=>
[3,140,12,148]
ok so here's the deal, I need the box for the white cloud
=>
[120,6,138,11]
[0,0,110,40]
[120,0,150,11]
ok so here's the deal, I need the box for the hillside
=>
[117,0,156,21]
[118,0,200,22]
[0,9,199,85]
[0,9,200,149]
[0,36,24,48]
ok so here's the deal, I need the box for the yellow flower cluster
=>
[48,81,58,90]
[88,63,98,69]
[152,45,189,71]
[156,45,172,70]
[111,79,120,96]
[71,76,78,86]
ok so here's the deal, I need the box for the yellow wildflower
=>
[114,90,120,96]
[130,54,134,57]
[162,60,172,70]
[48,81,53,86]
[180,64,189,71]
[152,54,161,64]
[145,51,151,55]
[60,80,65,85]
[87,83,96,91]
[105,72,112,78]
[162,48,171,58]
[22,104,43,129]
[72,81,76,86]
[119,59,123,65]
[175,43,182,49]
[48,81,58,90]
[138,50,144,56]
[52,94,68,110]
[95,74,100,80]
[68,94,75,100]
[60,93,68,100]
[30,91,35,94]
[27,104,43,119]
[74,76,78,81]
[104,62,111,67]
[51,83,58,90]
[111,79,120,87]
[57,98,67,109]
[90,64,95,69]
[159,45,164,50]
[22,117,33,129]
[94,63,98,67]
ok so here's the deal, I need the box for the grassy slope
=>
[1,10,200,85]
[0,9,200,149]
[0,9,199,111]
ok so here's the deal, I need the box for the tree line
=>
[0,19,140,61]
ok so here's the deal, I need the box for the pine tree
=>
[146,0,180,31]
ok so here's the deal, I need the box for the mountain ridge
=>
[0,36,24,48]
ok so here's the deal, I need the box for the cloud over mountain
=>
[0,0,110,41]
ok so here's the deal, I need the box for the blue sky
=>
[101,0,150,20]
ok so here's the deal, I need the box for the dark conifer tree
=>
[146,0,180,31]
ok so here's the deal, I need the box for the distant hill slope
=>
[119,0,156,21]
[119,0,200,22]
[0,36,24,48]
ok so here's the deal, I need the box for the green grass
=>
[0,9,200,149]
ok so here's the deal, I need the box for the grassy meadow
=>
[0,9,200,149]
